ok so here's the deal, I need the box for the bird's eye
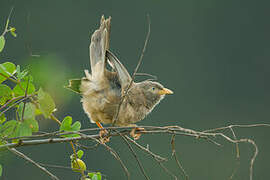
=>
[151,87,155,91]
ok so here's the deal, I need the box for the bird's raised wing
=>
[106,50,132,90]
[89,15,111,79]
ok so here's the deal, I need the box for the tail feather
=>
[89,15,111,79]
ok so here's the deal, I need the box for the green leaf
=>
[14,121,32,137]
[88,172,101,180]
[38,88,55,118]
[77,150,84,159]
[92,174,98,180]
[16,65,20,75]
[16,65,28,80]
[0,36,5,53]
[0,84,13,105]
[0,114,6,124]
[16,103,39,132]
[59,116,81,137]
[65,79,82,94]
[35,108,43,116]
[0,164,2,177]
[0,62,16,83]
[10,30,17,38]
[17,102,36,120]
[71,121,81,131]
[13,81,35,97]
[0,120,17,138]
[60,116,72,131]
[0,62,16,76]
[88,173,94,179]
[0,120,32,141]
[24,118,39,132]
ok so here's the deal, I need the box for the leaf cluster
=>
[0,61,86,178]
[0,9,102,180]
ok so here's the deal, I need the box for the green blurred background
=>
[1,0,270,179]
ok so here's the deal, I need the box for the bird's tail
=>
[89,15,111,79]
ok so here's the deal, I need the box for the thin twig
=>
[229,127,240,158]
[171,135,189,180]
[203,124,270,133]
[48,113,86,179]
[0,72,17,84]
[1,7,14,36]
[101,141,130,180]
[125,135,167,162]
[229,160,240,180]
[246,139,258,180]
[0,95,25,111]
[74,132,130,180]
[74,142,100,150]
[228,126,241,179]
[158,162,178,180]
[135,72,157,81]
[21,77,30,121]
[120,134,150,180]
[9,148,59,180]
[0,124,265,180]
[39,162,107,178]
[0,72,25,91]
[112,14,151,126]
[0,94,35,117]
[70,141,86,179]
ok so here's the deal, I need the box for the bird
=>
[67,15,173,139]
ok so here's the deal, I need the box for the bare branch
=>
[125,135,167,162]
[171,135,189,180]
[229,127,240,158]
[100,141,130,180]
[21,77,30,121]
[135,72,157,81]
[1,123,267,180]
[9,148,59,180]
[158,162,178,180]
[76,132,130,180]
[120,134,150,180]
[203,124,270,133]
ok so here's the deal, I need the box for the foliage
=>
[59,116,81,137]
[88,172,102,180]
[0,59,90,178]
[70,150,87,172]
[0,7,16,53]
[70,150,102,180]
[0,62,39,140]
[0,10,100,179]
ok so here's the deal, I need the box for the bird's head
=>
[138,81,173,110]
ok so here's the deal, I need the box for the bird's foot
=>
[130,127,145,140]
[99,129,110,144]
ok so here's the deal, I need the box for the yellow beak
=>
[158,88,173,95]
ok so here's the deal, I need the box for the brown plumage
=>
[80,16,173,128]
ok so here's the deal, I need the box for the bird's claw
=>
[99,129,110,144]
[130,127,145,140]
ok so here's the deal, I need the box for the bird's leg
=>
[95,122,110,143]
[128,124,145,140]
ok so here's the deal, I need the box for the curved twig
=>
[112,14,151,126]
[9,148,59,180]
